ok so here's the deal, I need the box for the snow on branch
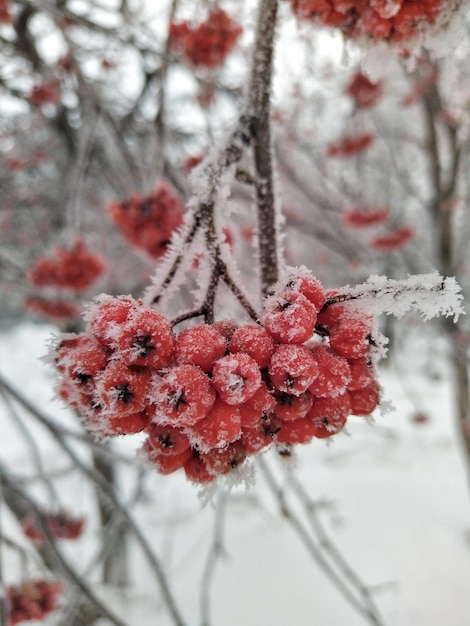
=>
[327,271,464,322]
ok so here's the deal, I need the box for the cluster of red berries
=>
[345,72,383,109]
[107,183,184,259]
[52,269,380,485]
[6,580,63,625]
[24,297,82,322]
[28,83,59,108]
[28,239,107,292]
[0,0,11,24]
[327,132,375,158]
[169,8,242,69]
[25,239,107,322]
[22,510,85,544]
[290,0,444,42]
[371,225,414,250]
[342,207,389,228]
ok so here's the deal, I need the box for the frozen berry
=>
[175,324,226,372]
[349,380,380,415]
[268,344,319,396]
[212,353,261,405]
[189,398,242,450]
[148,365,216,426]
[229,324,277,368]
[263,291,317,344]
[308,344,351,398]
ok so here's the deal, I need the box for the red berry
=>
[55,335,108,385]
[148,365,216,426]
[142,440,192,474]
[86,295,139,350]
[212,353,261,405]
[276,417,318,444]
[175,324,226,372]
[146,422,191,455]
[201,440,248,476]
[347,357,375,391]
[184,451,217,484]
[308,344,351,398]
[229,324,277,368]
[308,392,351,438]
[268,344,319,396]
[212,319,239,343]
[96,361,152,417]
[238,382,276,427]
[240,415,281,453]
[263,291,317,344]
[328,316,372,359]
[115,308,175,370]
[189,398,242,451]
[349,380,380,415]
[107,410,149,435]
[273,391,314,421]
[284,272,326,311]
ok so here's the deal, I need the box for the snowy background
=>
[1,319,469,626]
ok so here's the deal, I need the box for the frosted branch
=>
[324,271,464,322]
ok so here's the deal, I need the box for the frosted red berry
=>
[146,422,191,456]
[268,344,319,396]
[308,343,351,398]
[212,353,261,405]
[96,361,152,418]
[263,291,317,344]
[148,365,216,427]
[273,391,314,421]
[349,379,380,415]
[175,323,226,372]
[229,324,277,368]
[189,398,242,451]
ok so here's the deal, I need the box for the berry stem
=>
[248,0,281,296]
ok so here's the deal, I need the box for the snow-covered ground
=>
[1,321,469,626]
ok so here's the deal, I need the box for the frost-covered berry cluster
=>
[290,0,461,43]
[22,510,85,545]
[25,238,108,322]
[28,239,107,292]
[6,580,63,626]
[107,182,184,260]
[52,268,381,485]
[169,8,242,69]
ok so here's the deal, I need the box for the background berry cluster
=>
[53,269,381,485]
[290,0,443,42]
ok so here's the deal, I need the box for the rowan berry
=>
[349,379,380,415]
[146,422,191,456]
[229,324,277,368]
[276,417,318,444]
[238,382,276,428]
[308,392,351,438]
[148,365,216,427]
[175,324,226,372]
[263,291,317,344]
[328,317,372,359]
[201,440,248,476]
[107,410,149,435]
[273,391,314,421]
[85,295,139,350]
[283,271,326,311]
[268,344,319,396]
[212,353,261,405]
[347,357,375,391]
[142,440,192,475]
[308,344,351,398]
[118,308,175,370]
[95,361,152,417]
[189,398,242,451]
[184,451,217,484]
